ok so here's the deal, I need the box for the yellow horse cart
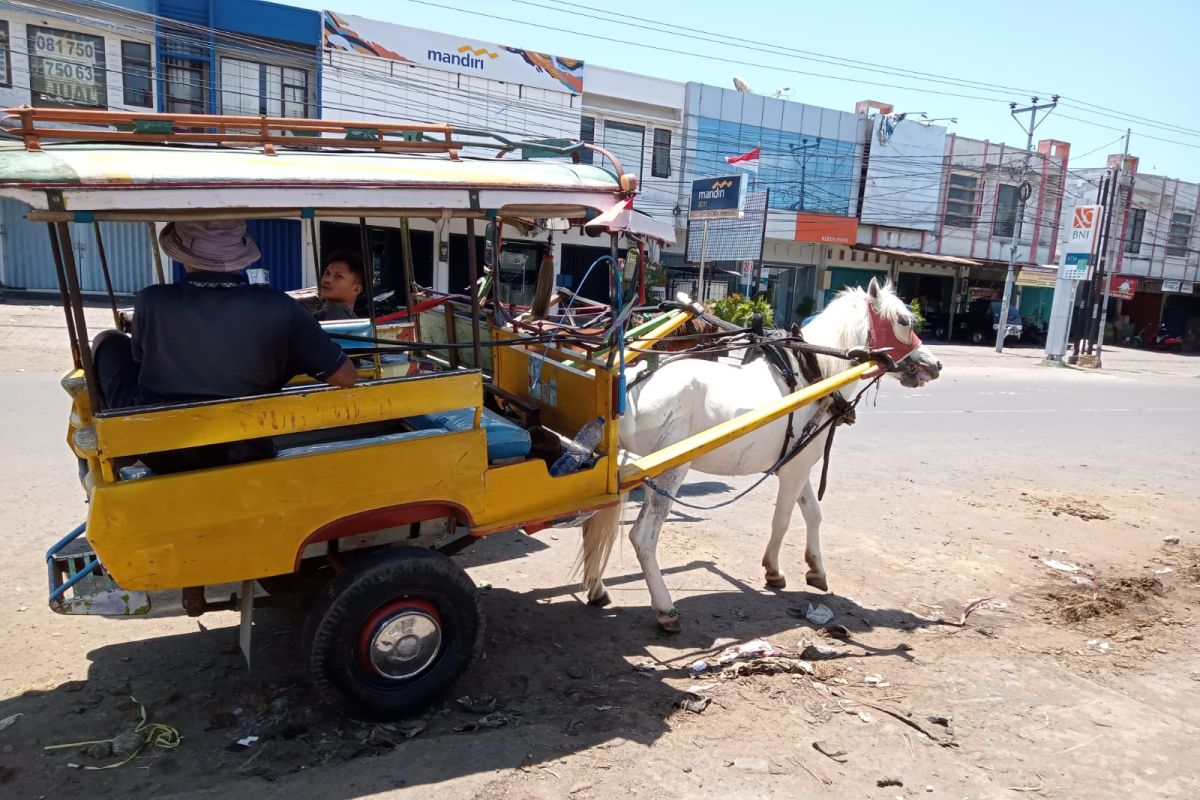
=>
[1,107,876,719]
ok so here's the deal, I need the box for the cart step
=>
[46,524,150,616]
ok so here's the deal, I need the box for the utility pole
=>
[1092,128,1132,368]
[996,95,1058,353]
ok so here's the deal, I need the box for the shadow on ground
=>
[0,556,939,799]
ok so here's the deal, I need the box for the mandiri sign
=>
[689,175,744,220]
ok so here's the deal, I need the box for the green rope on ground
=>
[43,695,182,770]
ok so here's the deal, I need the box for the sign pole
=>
[1094,128,1131,368]
[698,219,709,303]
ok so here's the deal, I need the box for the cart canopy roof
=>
[0,142,640,224]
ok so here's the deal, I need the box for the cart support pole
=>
[46,223,81,368]
[54,221,103,412]
[358,218,381,374]
[465,216,483,369]
[618,361,876,490]
[92,221,120,327]
[146,222,166,284]
[398,217,417,331]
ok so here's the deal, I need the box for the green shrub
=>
[711,293,775,328]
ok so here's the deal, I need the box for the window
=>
[1167,211,1192,257]
[220,58,308,118]
[1125,208,1146,254]
[578,115,595,165]
[652,128,671,178]
[0,21,11,88]
[944,173,979,228]
[602,120,644,177]
[28,25,107,108]
[120,41,151,107]
[164,57,206,114]
[992,184,1019,239]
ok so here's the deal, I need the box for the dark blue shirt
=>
[132,272,348,402]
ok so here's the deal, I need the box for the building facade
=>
[678,83,867,324]
[1062,160,1200,348]
[0,0,319,295]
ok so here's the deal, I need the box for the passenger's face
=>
[320,261,362,304]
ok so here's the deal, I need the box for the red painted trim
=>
[1047,147,1069,264]
[295,501,474,568]
[1029,152,1050,263]
[870,225,879,247]
[1115,176,1134,273]
[936,133,955,255]
[969,140,989,259]
[983,143,1004,261]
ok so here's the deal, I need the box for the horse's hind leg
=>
[630,464,689,632]
[798,480,828,592]
[762,468,807,589]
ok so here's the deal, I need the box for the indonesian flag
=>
[725,146,760,172]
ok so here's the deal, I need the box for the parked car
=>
[958,298,1023,344]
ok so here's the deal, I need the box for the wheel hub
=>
[366,606,442,680]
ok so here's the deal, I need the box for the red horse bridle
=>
[864,298,922,376]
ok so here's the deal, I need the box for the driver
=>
[93,220,356,472]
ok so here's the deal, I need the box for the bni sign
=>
[1060,204,1103,280]
[689,175,743,220]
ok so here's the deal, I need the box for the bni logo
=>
[1074,206,1096,229]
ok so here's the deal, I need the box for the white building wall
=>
[1061,169,1200,283]
[322,49,579,141]
[582,66,685,225]
[936,134,1066,265]
[0,5,156,113]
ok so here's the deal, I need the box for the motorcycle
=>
[1128,323,1183,351]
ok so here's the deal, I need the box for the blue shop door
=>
[170,220,303,289]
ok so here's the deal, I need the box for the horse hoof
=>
[657,609,682,633]
[765,573,787,589]
[806,574,829,592]
[587,591,611,608]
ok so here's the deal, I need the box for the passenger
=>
[313,251,365,321]
[93,220,356,473]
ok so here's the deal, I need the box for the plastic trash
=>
[1043,559,1082,573]
[805,603,834,625]
[549,417,605,476]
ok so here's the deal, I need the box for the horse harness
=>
[741,324,859,500]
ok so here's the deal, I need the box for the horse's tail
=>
[575,499,624,592]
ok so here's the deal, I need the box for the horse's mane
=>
[801,282,908,380]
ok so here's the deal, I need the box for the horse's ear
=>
[867,277,882,302]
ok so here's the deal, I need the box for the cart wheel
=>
[971,331,985,344]
[304,547,482,720]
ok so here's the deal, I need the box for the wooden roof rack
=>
[0,106,473,157]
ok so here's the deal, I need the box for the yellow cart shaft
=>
[618,361,875,490]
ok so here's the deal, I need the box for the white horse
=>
[579,279,942,631]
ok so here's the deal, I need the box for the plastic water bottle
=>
[549,417,605,476]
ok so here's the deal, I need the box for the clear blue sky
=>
[293,0,1200,181]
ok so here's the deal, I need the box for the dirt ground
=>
[1,301,1199,799]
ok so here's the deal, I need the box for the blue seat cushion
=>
[320,319,374,350]
[404,407,531,461]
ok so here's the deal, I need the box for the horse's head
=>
[863,278,942,388]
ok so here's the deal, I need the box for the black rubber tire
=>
[971,331,985,344]
[304,547,482,720]
[934,326,946,339]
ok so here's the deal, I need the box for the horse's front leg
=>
[631,464,689,632]
[761,467,808,589]
[798,479,828,591]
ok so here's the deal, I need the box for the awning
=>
[860,246,980,268]
[585,198,677,246]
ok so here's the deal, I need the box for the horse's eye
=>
[898,318,910,327]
